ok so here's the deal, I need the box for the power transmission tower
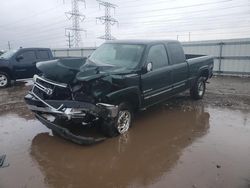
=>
[8,41,11,50]
[65,31,74,48]
[96,0,118,40]
[65,0,86,47]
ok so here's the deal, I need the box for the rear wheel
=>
[0,72,10,88]
[190,77,206,100]
[101,102,133,137]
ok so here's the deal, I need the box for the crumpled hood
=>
[36,58,86,83]
[76,60,134,82]
[37,58,135,84]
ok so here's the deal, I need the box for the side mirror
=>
[16,55,23,61]
[146,62,153,72]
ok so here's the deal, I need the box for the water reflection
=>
[31,105,210,188]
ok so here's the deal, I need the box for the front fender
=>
[106,86,142,109]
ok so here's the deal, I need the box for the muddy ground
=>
[0,76,249,188]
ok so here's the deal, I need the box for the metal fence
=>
[52,47,96,58]
[182,38,250,75]
[52,38,250,75]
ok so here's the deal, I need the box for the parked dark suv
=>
[0,48,53,88]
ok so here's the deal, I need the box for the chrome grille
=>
[32,75,70,100]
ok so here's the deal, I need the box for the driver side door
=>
[141,44,173,107]
[13,50,37,79]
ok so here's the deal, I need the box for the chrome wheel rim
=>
[198,81,205,96]
[0,74,8,87]
[117,110,131,134]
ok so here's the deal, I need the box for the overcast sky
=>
[0,0,249,49]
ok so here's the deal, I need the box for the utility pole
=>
[188,32,191,41]
[96,0,118,40]
[65,0,86,47]
[7,41,11,50]
[65,31,74,48]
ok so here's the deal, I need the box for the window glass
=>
[20,51,36,61]
[89,43,145,69]
[0,49,17,59]
[147,44,168,69]
[37,50,49,59]
[168,42,185,64]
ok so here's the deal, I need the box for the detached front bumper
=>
[25,93,118,120]
[25,94,117,144]
[35,113,106,144]
[24,75,118,144]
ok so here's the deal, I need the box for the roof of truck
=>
[18,47,51,50]
[105,39,179,45]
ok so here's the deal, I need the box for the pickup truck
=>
[25,40,213,144]
[0,48,53,88]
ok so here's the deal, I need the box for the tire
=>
[0,72,10,88]
[101,102,133,137]
[190,77,206,100]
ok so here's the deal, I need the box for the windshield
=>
[89,43,145,69]
[0,49,18,59]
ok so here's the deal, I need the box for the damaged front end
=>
[25,74,118,144]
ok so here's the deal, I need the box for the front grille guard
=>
[29,75,118,119]
[33,74,67,88]
[29,88,64,113]
[30,75,69,113]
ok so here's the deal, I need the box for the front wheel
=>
[0,72,10,88]
[190,77,206,100]
[101,103,133,137]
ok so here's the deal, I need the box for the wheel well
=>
[199,69,209,80]
[108,92,141,111]
[0,68,12,79]
[124,93,140,111]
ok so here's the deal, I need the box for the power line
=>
[5,7,250,39]
[1,0,244,30]
[0,8,100,31]
[2,18,250,45]
[65,0,86,47]
[1,0,249,47]
[18,22,250,44]
[96,0,118,40]
[118,12,250,27]
[118,0,234,14]
[2,3,248,36]
[119,27,250,37]
[0,4,63,28]
[117,4,250,21]
[2,12,250,43]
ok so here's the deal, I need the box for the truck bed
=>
[185,54,213,79]
[185,54,207,59]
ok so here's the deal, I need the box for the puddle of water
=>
[0,105,249,188]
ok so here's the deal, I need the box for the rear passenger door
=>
[167,42,189,93]
[141,44,172,106]
[35,50,51,74]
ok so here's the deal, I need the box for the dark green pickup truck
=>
[25,40,213,144]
